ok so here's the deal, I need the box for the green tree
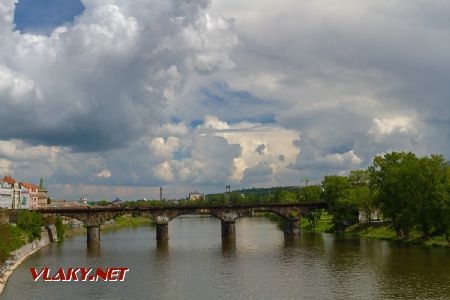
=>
[55,216,64,241]
[321,176,357,230]
[274,189,297,203]
[344,185,374,223]
[229,192,244,205]
[298,185,322,203]
[369,152,418,239]
[413,155,450,239]
[304,209,323,227]
[16,210,44,241]
[348,170,370,186]
[347,170,375,223]
[97,200,109,206]
[321,176,350,209]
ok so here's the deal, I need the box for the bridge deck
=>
[36,202,327,213]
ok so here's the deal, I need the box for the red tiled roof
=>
[2,176,16,185]
[21,182,39,190]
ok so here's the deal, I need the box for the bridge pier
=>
[221,220,236,238]
[156,223,169,240]
[86,225,101,243]
[45,225,58,243]
[284,219,300,235]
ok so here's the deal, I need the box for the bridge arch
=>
[35,202,327,243]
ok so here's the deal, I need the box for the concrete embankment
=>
[0,226,57,294]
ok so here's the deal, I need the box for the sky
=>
[0,0,449,200]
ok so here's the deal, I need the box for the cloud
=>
[241,162,273,186]
[0,158,12,175]
[97,169,112,178]
[255,144,265,155]
[1,0,450,199]
[368,117,418,141]
[0,0,236,152]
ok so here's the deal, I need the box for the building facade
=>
[0,181,13,209]
[189,191,202,201]
[21,182,39,209]
[37,178,48,209]
[0,176,21,209]
[0,176,49,209]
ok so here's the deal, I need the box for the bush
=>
[0,224,26,263]
[16,210,44,242]
[55,217,64,241]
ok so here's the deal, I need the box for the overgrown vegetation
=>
[16,210,44,242]
[110,215,152,228]
[0,211,45,264]
[300,211,334,233]
[0,224,26,264]
[307,151,450,246]
[55,217,64,241]
[369,152,450,241]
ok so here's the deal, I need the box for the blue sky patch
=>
[199,81,278,125]
[14,0,84,34]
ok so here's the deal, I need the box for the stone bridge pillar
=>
[284,219,300,236]
[86,225,101,243]
[221,221,236,238]
[156,223,169,240]
[155,215,170,240]
[45,225,58,243]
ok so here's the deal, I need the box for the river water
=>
[2,216,450,299]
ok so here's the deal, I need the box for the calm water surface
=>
[2,216,450,299]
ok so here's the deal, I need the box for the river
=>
[2,216,450,299]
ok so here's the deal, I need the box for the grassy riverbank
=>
[301,213,450,248]
[344,223,450,247]
[63,215,153,238]
[300,212,334,233]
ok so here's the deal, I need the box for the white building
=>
[0,182,12,209]
[189,191,202,201]
[0,176,21,209]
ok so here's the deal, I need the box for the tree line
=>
[204,151,450,241]
[321,152,449,241]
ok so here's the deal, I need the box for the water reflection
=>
[156,240,169,254]
[2,217,450,300]
[221,237,236,255]
[284,234,300,247]
[86,242,101,257]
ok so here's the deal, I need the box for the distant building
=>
[0,176,21,209]
[189,191,202,201]
[0,179,13,209]
[79,197,88,205]
[21,182,39,209]
[358,209,381,223]
[20,182,39,209]
[111,198,122,207]
[48,199,87,208]
[37,178,48,209]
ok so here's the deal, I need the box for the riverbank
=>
[0,227,52,294]
[344,223,450,247]
[1,216,152,294]
[300,213,450,248]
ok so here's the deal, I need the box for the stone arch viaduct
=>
[34,203,327,243]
